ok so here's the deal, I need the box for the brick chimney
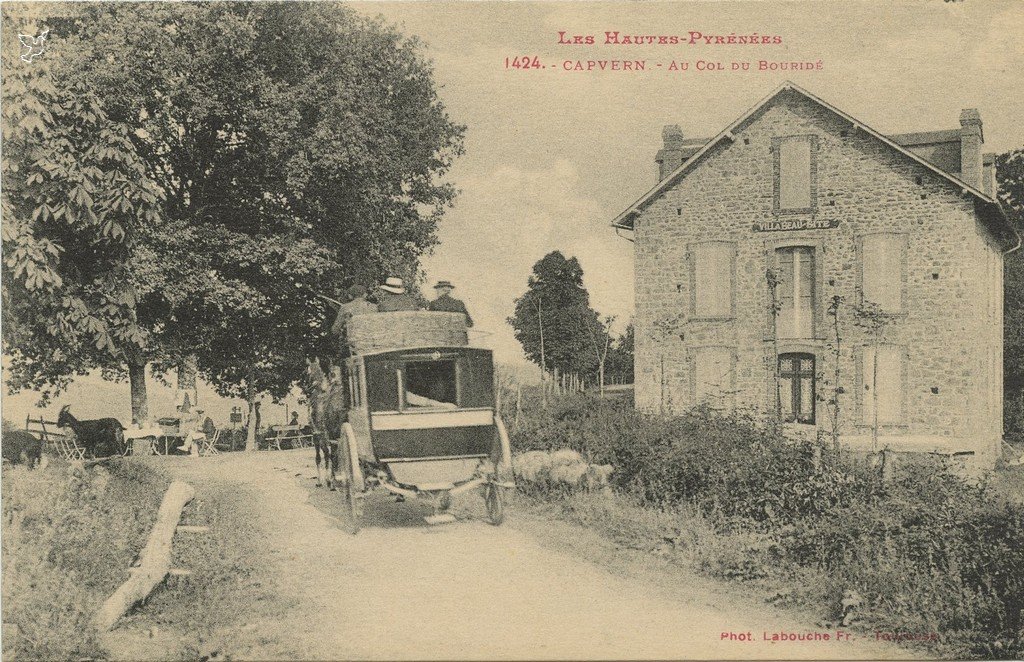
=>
[656,124,685,181]
[959,108,983,189]
[982,153,996,197]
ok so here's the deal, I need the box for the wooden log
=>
[93,481,195,632]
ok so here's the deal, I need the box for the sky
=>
[350,0,1024,365]
[3,0,1024,425]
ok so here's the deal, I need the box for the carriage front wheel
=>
[484,482,504,526]
[340,423,364,534]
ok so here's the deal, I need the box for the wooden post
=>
[93,481,195,632]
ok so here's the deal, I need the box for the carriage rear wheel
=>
[343,476,363,534]
[484,482,504,526]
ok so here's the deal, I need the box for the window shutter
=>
[861,234,905,312]
[694,347,734,406]
[692,242,734,318]
[861,345,903,425]
[778,137,812,209]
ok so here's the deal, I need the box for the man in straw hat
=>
[376,276,420,312]
[427,280,473,327]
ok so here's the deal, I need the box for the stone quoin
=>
[612,81,1019,466]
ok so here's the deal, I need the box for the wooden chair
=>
[25,415,85,461]
[199,429,222,456]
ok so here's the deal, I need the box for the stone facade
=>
[615,84,1015,465]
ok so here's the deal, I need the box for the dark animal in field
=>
[2,430,43,467]
[306,358,342,489]
[56,406,126,458]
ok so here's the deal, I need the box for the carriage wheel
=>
[484,482,504,526]
[344,476,363,534]
[339,425,364,534]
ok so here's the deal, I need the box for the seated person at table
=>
[176,407,206,456]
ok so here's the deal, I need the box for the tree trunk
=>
[128,360,148,426]
[176,355,198,410]
[94,481,195,631]
[871,347,879,454]
[245,381,258,452]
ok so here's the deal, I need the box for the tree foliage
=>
[1,10,162,403]
[508,251,610,380]
[2,4,465,428]
[997,148,1024,442]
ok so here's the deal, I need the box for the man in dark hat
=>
[427,280,473,327]
[330,284,378,335]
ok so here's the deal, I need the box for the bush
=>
[511,395,1024,659]
[2,460,170,659]
[512,396,851,526]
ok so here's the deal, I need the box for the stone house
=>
[612,81,1018,464]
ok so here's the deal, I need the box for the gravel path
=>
[155,450,915,660]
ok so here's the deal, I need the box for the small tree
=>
[853,301,893,453]
[766,268,783,424]
[509,251,606,382]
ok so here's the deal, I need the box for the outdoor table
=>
[124,426,163,455]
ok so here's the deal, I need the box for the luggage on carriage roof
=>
[346,310,468,354]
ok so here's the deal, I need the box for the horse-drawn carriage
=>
[333,311,513,532]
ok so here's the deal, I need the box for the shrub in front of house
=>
[509,394,1024,659]
[511,395,851,525]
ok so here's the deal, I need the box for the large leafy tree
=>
[997,148,1024,443]
[1,11,163,419]
[509,251,609,382]
[9,3,464,444]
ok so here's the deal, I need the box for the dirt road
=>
[150,450,913,660]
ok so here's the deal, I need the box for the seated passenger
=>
[376,277,420,312]
[427,280,473,327]
[330,284,378,335]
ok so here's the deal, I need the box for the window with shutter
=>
[861,234,905,313]
[693,347,734,404]
[861,346,903,425]
[777,137,813,209]
[775,246,815,338]
[692,242,734,318]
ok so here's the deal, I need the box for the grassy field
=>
[2,459,169,659]
[1,454,271,660]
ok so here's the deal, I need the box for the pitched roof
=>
[611,81,1013,245]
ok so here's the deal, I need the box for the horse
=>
[56,405,126,458]
[306,358,342,490]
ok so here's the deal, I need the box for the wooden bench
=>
[262,425,315,451]
[25,415,85,460]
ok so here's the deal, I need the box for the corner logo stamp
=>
[19,29,48,63]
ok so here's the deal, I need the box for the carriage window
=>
[400,361,458,410]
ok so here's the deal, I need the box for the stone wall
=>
[631,90,1003,463]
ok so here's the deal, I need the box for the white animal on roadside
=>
[512,449,613,491]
